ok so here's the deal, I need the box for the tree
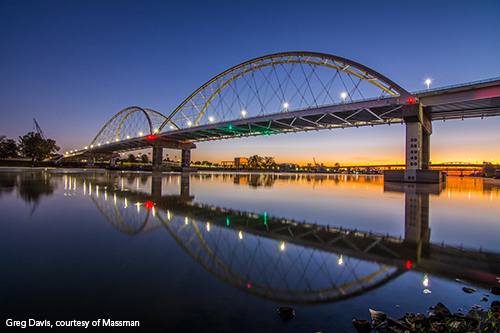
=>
[248,155,263,168]
[127,154,136,162]
[261,156,276,169]
[0,136,19,159]
[18,132,60,164]
[483,163,495,177]
[140,154,149,164]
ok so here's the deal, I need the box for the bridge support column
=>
[110,157,117,167]
[181,149,191,168]
[151,174,162,199]
[152,146,163,167]
[402,184,431,262]
[180,174,191,200]
[86,156,95,167]
[384,103,445,183]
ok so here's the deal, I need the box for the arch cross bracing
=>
[89,106,169,148]
[157,52,411,141]
[90,186,162,234]
[84,176,403,304]
[156,209,401,304]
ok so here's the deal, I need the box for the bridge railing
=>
[413,76,500,95]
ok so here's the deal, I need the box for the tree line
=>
[247,155,276,169]
[0,133,60,164]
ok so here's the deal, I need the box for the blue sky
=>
[1,0,499,164]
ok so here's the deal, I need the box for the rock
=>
[462,287,477,294]
[434,302,452,317]
[387,317,411,330]
[412,313,429,328]
[277,306,295,323]
[369,309,387,326]
[352,319,372,333]
[466,309,489,321]
[481,297,489,302]
[491,286,500,295]
[491,300,500,312]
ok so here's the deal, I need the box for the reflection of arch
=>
[90,188,162,235]
[159,52,411,131]
[156,210,402,304]
[89,107,168,148]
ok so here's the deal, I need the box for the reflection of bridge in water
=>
[78,172,499,304]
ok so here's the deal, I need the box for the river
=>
[1,168,499,332]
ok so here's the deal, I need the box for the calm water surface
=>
[1,168,499,332]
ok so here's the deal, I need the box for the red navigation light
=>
[146,135,158,140]
[406,261,411,269]
[145,201,154,210]
[408,97,414,104]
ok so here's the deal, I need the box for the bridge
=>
[68,52,500,183]
[67,172,499,304]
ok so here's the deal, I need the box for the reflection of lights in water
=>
[238,231,243,240]
[423,289,432,294]
[89,183,92,196]
[83,181,86,195]
[113,193,116,204]
[280,242,285,251]
[185,217,189,225]
[338,255,344,265]
[206,222,210,232]
[136,202,141,213]
[423,274,429,287]
[152,207,155,217]
[96,186,99,198]
[73,178,76,190]
[124,198,128,208]
[167,210,171,220]
[104,190,107,201]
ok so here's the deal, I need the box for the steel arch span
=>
[158,51,411,133]
[156,209,402,304]
[89,106,168,148]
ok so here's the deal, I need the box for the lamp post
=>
[425,79,432,91]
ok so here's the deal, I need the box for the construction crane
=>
[33,118,47,140]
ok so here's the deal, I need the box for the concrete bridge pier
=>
[385,103,446,183]
[152,146,163,167]
[181,148,191,167]
[401,184,431,262]
[150,140,196,173]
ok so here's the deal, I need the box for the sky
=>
[1,0,499,165]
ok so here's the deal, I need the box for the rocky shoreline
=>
[353,286,500,333]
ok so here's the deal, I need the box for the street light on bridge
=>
[425,79,432,91]
[341,92,347,103]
